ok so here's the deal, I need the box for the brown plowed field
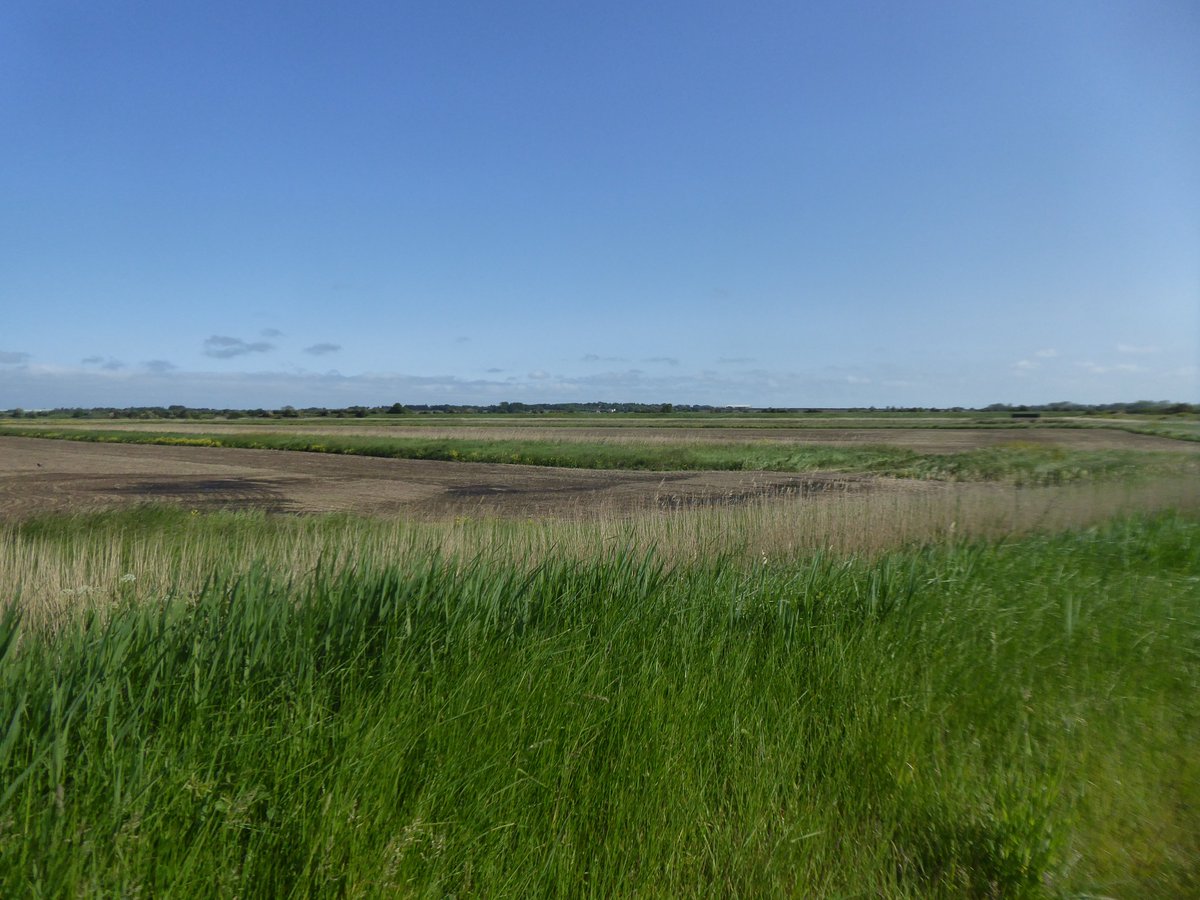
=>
[0,436,901,521]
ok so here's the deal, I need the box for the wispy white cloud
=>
[203,335,275,359]
[1034,348,1058,358]
[1,355,1189,411]
[0,363,878,409]
[1013,359,1039,371]
[303,342,341,356]
[1116,343,1159,355]
[1076,361,1147,375]
[82,356,125,371]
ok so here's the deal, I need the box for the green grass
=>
[1106,419,1200,443]
[3,425,1195,485]
[2,512,1198,895]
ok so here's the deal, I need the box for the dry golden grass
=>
[6,473,1198,629]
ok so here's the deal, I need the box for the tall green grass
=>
[1,514,1197,895]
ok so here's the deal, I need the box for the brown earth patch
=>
[0,436,900,521]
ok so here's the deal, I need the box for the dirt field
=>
[5,422,1189,453]
[0,436,904,520]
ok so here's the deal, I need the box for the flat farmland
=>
[0,435,888,520]
[4,419,1200,896]
[1,417,1195,521]
[3,419,1187,452]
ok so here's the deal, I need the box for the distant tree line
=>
[980,400,1196,414]
[2,400,1196,420]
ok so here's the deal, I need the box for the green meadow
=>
[1,504,1198,896]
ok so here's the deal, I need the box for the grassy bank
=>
[3,425,1194,485]
[1,512,1198,895]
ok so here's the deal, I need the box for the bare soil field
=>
[7,423,1190,453]
[0,436,901,520]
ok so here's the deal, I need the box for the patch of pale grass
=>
[493,472,1200,563]
[5,474,1198,629]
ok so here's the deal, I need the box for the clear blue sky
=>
[2,0,1197,408]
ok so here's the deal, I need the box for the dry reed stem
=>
[4,474,1198,629]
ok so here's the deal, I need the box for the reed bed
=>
[0,512,1197,895]
[3,467,1198,894]
[5,474,1199,630]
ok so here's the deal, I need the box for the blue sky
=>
[2,0,1197,408]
